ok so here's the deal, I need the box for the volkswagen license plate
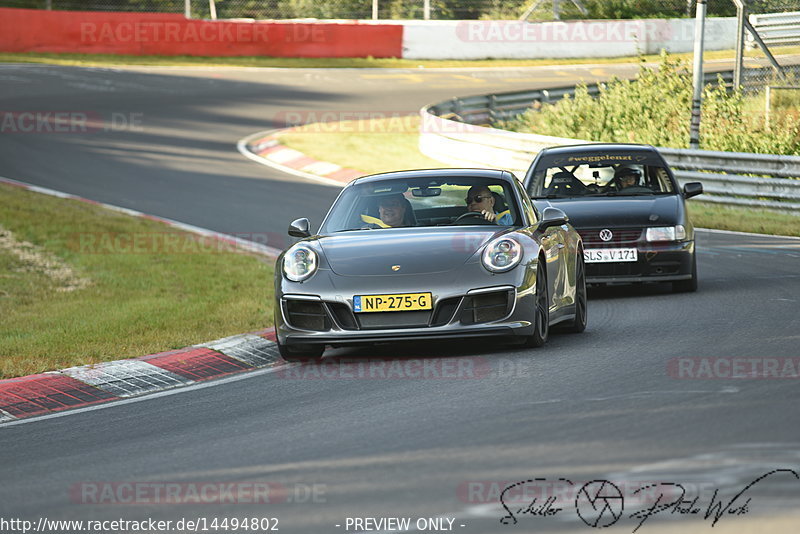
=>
[584,248,638,263]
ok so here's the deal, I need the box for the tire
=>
[523,260,550,348]
[564,253,587,333]
[277,339,324,362]
[672,253,698,293]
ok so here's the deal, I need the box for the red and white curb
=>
[0,329,282,423]
[0,175,291,423]
[237,129,365,188]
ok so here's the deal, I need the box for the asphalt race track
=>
[1,62,799,533]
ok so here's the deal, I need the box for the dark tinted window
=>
[320,176,520,233]
[527,152,676,198]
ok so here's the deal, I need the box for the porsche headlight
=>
[482,237,522,273]
[283,245,318,282]
[646,225,686,242]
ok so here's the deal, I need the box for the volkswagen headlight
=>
[482,237,522,273]
[283,245,318,282]
[646,225,686,242]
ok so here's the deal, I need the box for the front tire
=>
[672,252,698,293]
[523,260,549,348]
[564,253,587,333]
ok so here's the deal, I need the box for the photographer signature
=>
[499,469,799,531]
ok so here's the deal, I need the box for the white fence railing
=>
[420,79,800,213]
[748,11,800,48]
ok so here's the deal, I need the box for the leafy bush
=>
[583,0,735,19]
[502,52,800,155]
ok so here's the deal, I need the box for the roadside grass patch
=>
[1,47,797,69]
[278,116,451,175]
[687,201,800,237]
[0,183,274,379]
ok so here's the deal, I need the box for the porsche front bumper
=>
[276,284,537,348]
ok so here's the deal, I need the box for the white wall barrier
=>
[418,107,580,176]
[402,18,736,60]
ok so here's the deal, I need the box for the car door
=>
[518,181,564,313]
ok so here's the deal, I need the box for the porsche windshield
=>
[320,176,521,233]
[528,161,676,198]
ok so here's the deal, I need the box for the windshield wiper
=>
[585,191,655,197]
[533,194,570,199]
[337,227,375,232]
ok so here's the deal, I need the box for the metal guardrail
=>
[430,72,733,127]
[748,11,800,48]
[658,148,800,211]
[434,85,602,125]
[421,70,800,213]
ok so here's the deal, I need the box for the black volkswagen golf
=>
[523,143,703,292]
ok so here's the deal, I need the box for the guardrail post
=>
[765,86,771,130]
[733,0,746,89]
[453,98,463,122]
[690,0,707,149]
[488,94,498,125]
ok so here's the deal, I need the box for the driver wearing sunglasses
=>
[465,186,513,225]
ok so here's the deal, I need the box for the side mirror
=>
[539,207,569,229]
[288,218,311,238]
[683,182,703,199]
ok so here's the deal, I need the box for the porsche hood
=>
[316,228,505,276]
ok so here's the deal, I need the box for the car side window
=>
[516,179,538,225]
[651,166,675,193]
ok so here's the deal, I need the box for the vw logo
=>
[575,480,624,528]
[599,229,613,242]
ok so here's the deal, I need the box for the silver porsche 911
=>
[274,169,586,361]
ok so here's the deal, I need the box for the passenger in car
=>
[360,194,415,228]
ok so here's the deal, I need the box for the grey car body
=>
[273,169,586,361]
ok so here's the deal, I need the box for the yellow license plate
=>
[353,292,432,313]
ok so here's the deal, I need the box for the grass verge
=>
[0,183,274,379]
[278,116,450,175]
[277,117,800,237]
[2,47,799,69]
[686,201,800,237]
